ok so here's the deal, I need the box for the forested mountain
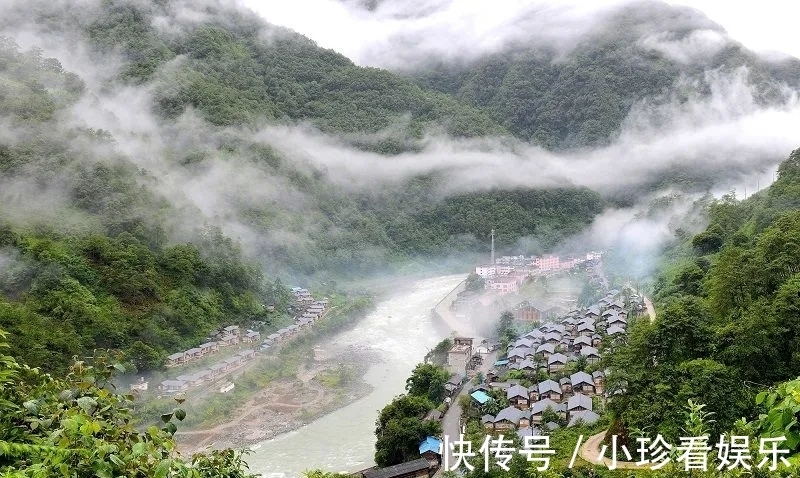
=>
[2,0,800,475]
[28,0,507,146]
[0,1,606,373]
[606,148,800,441]
[0,0,796,375]
[405,1,800,150]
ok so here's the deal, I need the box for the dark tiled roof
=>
[364,458,431,478]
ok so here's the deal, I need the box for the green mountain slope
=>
[406,1,800,149]
[606,148,800,440]
[79,1,506,146]
[0,2,606,373]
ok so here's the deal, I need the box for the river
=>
[246,274,467,478]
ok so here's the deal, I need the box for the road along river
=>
[246,274,468,478]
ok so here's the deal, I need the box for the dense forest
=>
[0,0,608,375]
[606,148,800,448]
[1,0,800,475]
[407,1,800,150]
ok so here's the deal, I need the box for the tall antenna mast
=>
[491,229,495,265]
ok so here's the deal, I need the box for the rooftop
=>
[418,436,442,455]
[471,390,491,404]
[363,458,431,478]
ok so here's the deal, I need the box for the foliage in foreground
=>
[0,329,256,477]
[607,148,800,441]
[373,363,450,467]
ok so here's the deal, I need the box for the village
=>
[462,286,639,434]
[474,251,604,296]
[358,253,647,478]
[128,287,330,397]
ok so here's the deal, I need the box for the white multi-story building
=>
[475,264,497,279]
[487,276,520,294]
[496,265,514,275]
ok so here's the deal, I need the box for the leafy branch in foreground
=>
[0,329,257,477]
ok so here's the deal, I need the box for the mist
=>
[257,66,798,196]
[0,0,797,287]
[244,0,722,69]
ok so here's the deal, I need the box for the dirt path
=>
[579,432,652,470]
[579,286,658,469]
[644,295,655,322]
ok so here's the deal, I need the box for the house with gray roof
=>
[514,338,535,349]
[607,325,626,336]
[362,457,432,478]
[166,352,186,367]
[525,328,545,337]
[507,384,530,409]
[547,353,568,373]
[533,379,562,402]
[535,342,555,358]
[517,426,543,440]
[494,406,531,430]
[209,361,228,377]
[530,399,566,424]
[607,316,627,327]
[572,335,592,352]
[577,322,595,336]
[481,414,495,429]
[567,393,593,417]
[571,371,595,395]
[507,347,529,363]
[512,358,538,373]
[568,410,601,427]
[544,332,561,345]
[580,346,601,364]
[159,379,188,393]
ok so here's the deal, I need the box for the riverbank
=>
[430,278,484,339]
[245,274,466,478]
[176,345,381,455]
[155,296,375,455]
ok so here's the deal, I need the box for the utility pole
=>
[491,229,495,265]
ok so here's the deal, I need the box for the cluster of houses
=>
[259,289,329,352]
[165,325,260,368]
[466,289,634,438]
[158,287,329,394]
[474,252,604,295]
[159,347,258,394]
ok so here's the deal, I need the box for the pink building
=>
[534,255,560,271]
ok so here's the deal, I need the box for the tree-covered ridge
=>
[605,148,800,442]
[0,37,84,122]
[0,42,286,374]
[373,363,448,467]
[74,0,509,143]
[407,2,800,150]
[0,223,279,374]
[0,38,604,373]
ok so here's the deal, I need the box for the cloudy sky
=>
[240,0,800,66]
[673,0,800,58]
